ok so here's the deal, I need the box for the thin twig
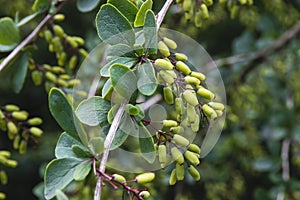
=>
[156,0,174,30]
[94,100,127,200]
[205,20,300,81]
[0,1,66,72]
[281,139,291,181]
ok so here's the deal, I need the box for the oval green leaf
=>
[96,4,135,46]
[107,0,138,22]
[75,96,111,127]
[110,64,137,100]
[139,124,155,163]
[100,57,137,77]
[0,17,20,52]
[144,10,157,55]
[137,60,157,96]
[73,160,92,181]
[77,0,100,12]
[134,0,153,27]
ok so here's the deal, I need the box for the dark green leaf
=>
[44,158,82,199]
[119,113,139,137]
[143,10,157,54]
[137,60,157,96]
[139,124,155,163]
[55,132,86,159]
[72,145,92,158]
[73,160,92,181]
[0,52,28,93]
[0,17,20,52]
[96,4,135,46]
[88,137,105,156]
[77,0,100,12]
[110,64,137,100]
[100,57,137,77]
[134,0,153,27]
[134,104,145,123]
[102,125,129,150]
[107,0,138,22]
[49,88,88,145]
[107,44,136,62]
[75,96,111,127]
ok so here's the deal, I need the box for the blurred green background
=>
[1,0,300,199]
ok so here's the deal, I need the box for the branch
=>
[156,0,174,30]
[207,20,300,81]
[94,100,127,200]
[0,2,66,72]
[281,139,290,181]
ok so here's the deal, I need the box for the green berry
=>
[158,41,170,57]
[135,172,155,184]
[169,169,177,185]
[173,134,189,147]
[188,165,200,181]
[171,147,184,165]
[163,37,177,49]
[155,59,174,70]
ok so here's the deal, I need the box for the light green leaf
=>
[100,57,137,77]
[76,96,111,127]
[0,52,28,93]
[55,190,68,200]
[107,0,138,22]
[55,132,86,159]
[139,124,155,163]
[102,125,129,150]
[0,17,20,52]
[107,44,136,62]
[17,12,40,27]
[44,158,82,200]
[137,60,157,96]
[73,160,92,181]
[77,0,100,12]
[49,88,88,145]
[88,137,105,156]
[32,0,50,11]
[102,79,113,99]
[96,4,135,46]
[134,0,153,27]
[110,64,137,100]
[143,10,157,55]
[134,104,145,123]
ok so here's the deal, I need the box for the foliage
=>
[1,0,300,200]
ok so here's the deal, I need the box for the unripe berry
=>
[184,150,200,166]
[188,144,201,154]
[202,104,217,119]
[182,90,198,107]
[29,127,43,137]
[171,147,184,165]
[170,126,184,134]
[176,61,191,75]
[174,53,188,61]
[7,121,18,135]
[197,87,215,100]
[5,104,20,112]
[13,135,20,150]
[0,151,10,158]
[45,71,57,83]
[176,163,185,181]
[194,11,202,28]
[19,140,27,154]
[158,41,170,57]
[203,0,213,6]
[0,171,7,185]
[187,104,197,123]
[188,165,200,181]
[31,70,43,86]
[5,159,18,168]
[163,86,174,105]
[184,76,201,85]
[200,4,209,19]
[158,145,167,167]
[208,102,225,111]
[0,192,6,199]
[169,169,177,185]
[139,191,151,199]
[12,111,28,121]
[216,110,223,117]
[155,59,174,70]
[53,25,64,38]
[44,30,52,42]
[69,55,78,70]
[135,172,155,184]
[183,0,192,11]
[175,97,184,115]
[112,174,126,183]
[53,14,65,22]
[163,120,178,127]
[163,37,177,49]
[173,134,189,147]
[0,110,4,119]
